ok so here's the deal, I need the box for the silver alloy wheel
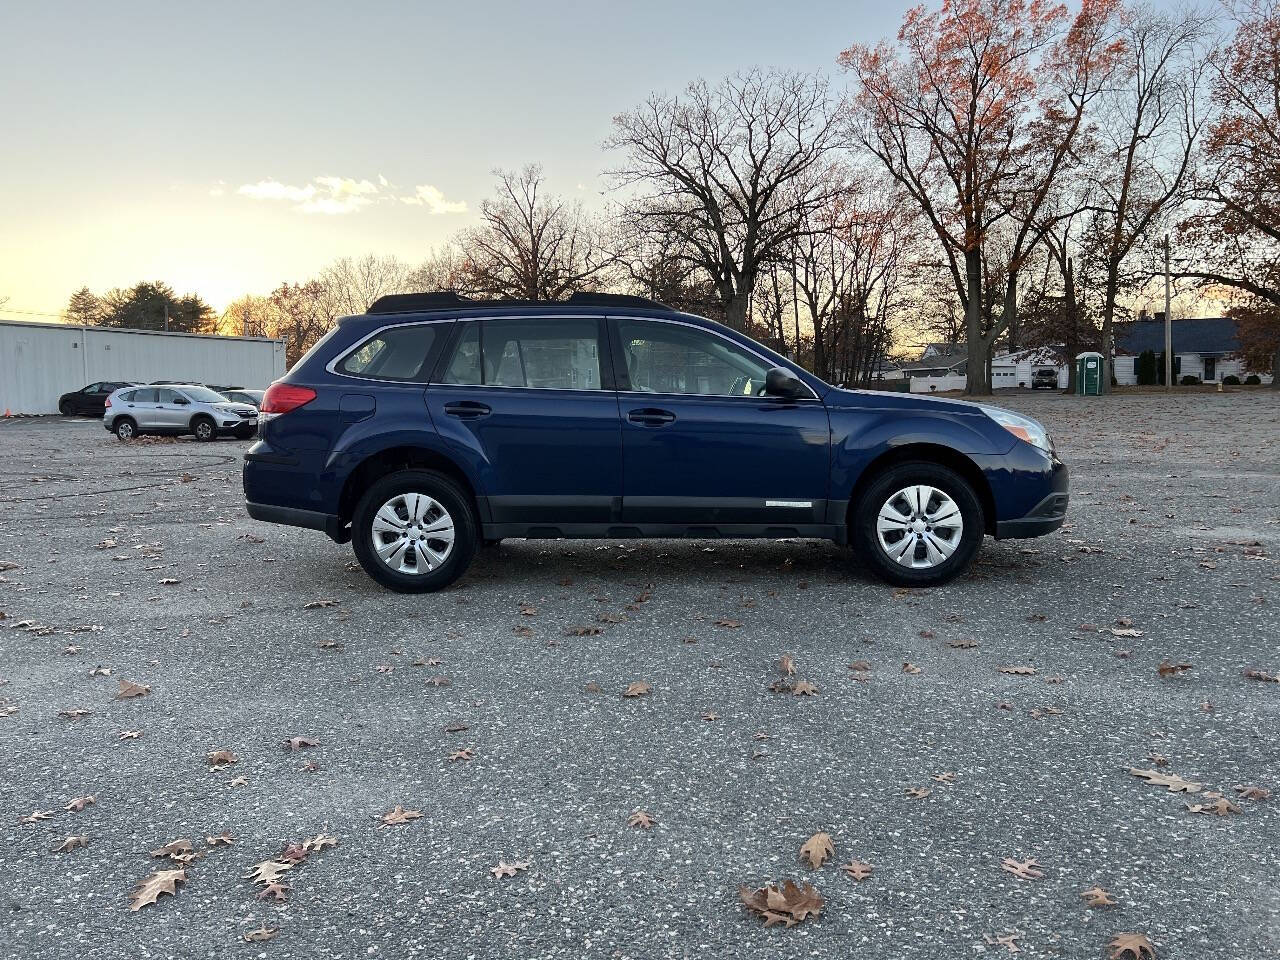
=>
[875,484,964,569]
[371,492,456,575]
[116,420,135,440]
[194,420,214,441]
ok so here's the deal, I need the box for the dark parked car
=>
[1031,367,1060,390]
[58,381,138,417]
[244,293,1068,592]
[220,389,264,408]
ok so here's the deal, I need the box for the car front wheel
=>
[853,461,984,587]
[351,469,477,593]
[191,416,216,442]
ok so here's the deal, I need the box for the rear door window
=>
[339,324,442,381]
[129,388,158,403]
[438,318,603,390]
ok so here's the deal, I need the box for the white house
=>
[1114,315,1272,385]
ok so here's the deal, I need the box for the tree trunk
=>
[1100,266,1120,394]
[1064,258,1079,394]
[724,288,751,332]
[963,250,992,396]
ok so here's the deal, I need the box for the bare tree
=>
[217,295,276,339]
[455,165,606,300]
[270,281,341,367]
[321,255,412,315]
[841,0,1122,394]
[1088,3,1212,389]
[606,69,843,331]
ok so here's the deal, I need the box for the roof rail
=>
[366,291,669,315]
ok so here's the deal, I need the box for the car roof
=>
[365,292,670,316]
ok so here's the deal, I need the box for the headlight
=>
[979,405,1054,455]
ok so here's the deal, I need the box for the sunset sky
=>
[0,0,930,319]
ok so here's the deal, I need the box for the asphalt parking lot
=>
[1,391,1277,960]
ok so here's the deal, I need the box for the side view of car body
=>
[59,381,139,417]
[104,384,258,441]
[220,388,264,408]
[243,293,1068,590]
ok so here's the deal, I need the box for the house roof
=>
[1116,317,1240,355]
[919,342,966,361]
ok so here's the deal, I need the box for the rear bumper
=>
[245,501,349,543]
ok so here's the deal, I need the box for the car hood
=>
[822,385,989,418]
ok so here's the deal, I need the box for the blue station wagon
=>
[243,293,1068,591]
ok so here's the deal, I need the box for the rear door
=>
[611,316,831,526]
[122,387,159,428]
[426,316,622,526]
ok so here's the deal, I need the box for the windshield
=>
[180,386,230,403]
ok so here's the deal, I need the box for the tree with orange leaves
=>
[840,0,1123,394]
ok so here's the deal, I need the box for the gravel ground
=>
[0,390,1277,960]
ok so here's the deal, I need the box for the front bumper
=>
[994,458,1069,539]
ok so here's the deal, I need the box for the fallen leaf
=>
[778,655,796,676]
[1243,668,1279,683]
[64,795,95,812]
[902,662,921,674]
[490,860,530,878]
[444,721,468,733]
[256,882,289,902]
[128,868,186,911]
[115,679,151,699]
[1108,932,1156,959]
[284,736,319,751]
[55,835,89,853]
[1234,785,1270,801]
[792,680,819,696]
[303,833,338,852]
[998,665,1036,676]
[799,832,834,869]
[904,786,931,799]
[627,811,656,829]
[841,860,872,881]
[207,749,237,768]
[714,618,742,629]
[58,708,92,719]
[206,833,235,846]
[738,880,824,927]
[983,933,1022,953]
[245,859,292,885]
[377,804,422,827]
[623,681,651,698]
[303,599,337,608]
[1128,767,1203,794]
[932,772,956,784]
[566,625,603,636]
[1185,797,1242,816]
[584,681,604,694]
[848,660,871,672]
[1000,857,1044,881]
[1156,661,1193,677]
[19,809,54,824]
[150,839,193,860]
[448,748,475,762]
[1110,628,1144,638]
[947,638,978,649]
[1082,886,1117,908]
[243,926,279,942]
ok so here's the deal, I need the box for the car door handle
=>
[628,408,676,426]
[443,401,492,420]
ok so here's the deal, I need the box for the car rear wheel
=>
[351,469,477,593]
[113,417,138,441]
[191,416,216,442]
[852,461,984,587]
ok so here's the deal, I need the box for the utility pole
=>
[1163,234,1172,392]
[163,300,169,333]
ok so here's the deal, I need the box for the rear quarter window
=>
[338,324,442,381]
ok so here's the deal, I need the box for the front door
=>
[154,388,190,431]
[611,317,831,526]
[426,316,623,525]
[1203,357,1216,382]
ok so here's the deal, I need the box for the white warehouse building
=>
[0,320,287,415]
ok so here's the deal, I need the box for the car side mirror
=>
[764,366,808,400]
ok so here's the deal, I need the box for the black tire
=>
[191,416,216,442]
[852,460,984,587]
[113,417,138,441]
[59,400,73,416]
[351,469,477,593]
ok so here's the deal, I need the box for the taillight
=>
[259,383,316,419]
[104,397,112,409]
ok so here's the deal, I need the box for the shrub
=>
[1222,374,1241,385]
[1246,374,1262,385]
[1180,374,1201,386]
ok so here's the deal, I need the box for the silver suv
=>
[104,384,258,441]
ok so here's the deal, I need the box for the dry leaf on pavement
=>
[627,811,656,829]
[448,748,475,762]
[841,860,872,881]
[1157,661,1193,677]
[1234,785,1270,801]
[792,680,819,696]
[738,880,824,927]
[623,681,651,698]
[115,679,151,699]
[243,926,279,942]
[1000,857,1044,880]
[377,805,422,827]
[64,795,95,812]
[207,749,237,768]
[998,665,1036,676]
[1127,767,1203,794]
[284,736,318,751]
[902,662,922,674]
[490,860,530,878]
[778,655,796,676]
[149,839,193,860]
[799,832,834,869]
[55,835,89,853]
[128,868,185,911]
[245,859,292,885]
[1082,886,1117,908]
[1185,797,1242,816]
[1108,932,1156,959]
[904,787,931,799]
[256,882,289,902]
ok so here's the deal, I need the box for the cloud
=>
[399,184,468,214]
[234,175,464,216]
